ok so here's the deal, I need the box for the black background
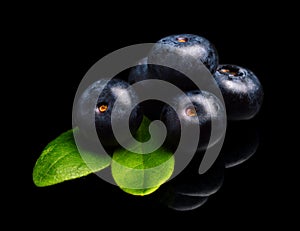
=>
[9,5,292,229]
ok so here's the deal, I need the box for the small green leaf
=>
[112,117,174,196]
[33,129,111,187]
[135,116,151,142]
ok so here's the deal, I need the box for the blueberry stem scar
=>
[176,37,188,43]
[99,104,108,113]
[186,106,197,117]
[219,68,239,76]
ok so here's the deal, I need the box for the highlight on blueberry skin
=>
[74,79,142,147]
[128,57,149,85]
[213,64,264,120]
[147,34,219,91]
[160,90,226,152]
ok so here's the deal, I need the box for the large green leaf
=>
[33,129,111,187]
[112,117,174,196]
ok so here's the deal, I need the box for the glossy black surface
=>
[18,16,286,228]
[156,120,259,211]
[223,121,259,168]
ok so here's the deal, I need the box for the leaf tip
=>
[121,186,160,196]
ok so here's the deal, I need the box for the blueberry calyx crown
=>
[185,106,197,117]
[176,37,189,43]
[98,103,108,113]
[218,65,245,79]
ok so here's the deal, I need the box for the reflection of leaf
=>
[112,117,174,196]
[33,129,111,187]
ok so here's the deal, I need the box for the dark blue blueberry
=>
[214,64,264,120]
[75,79,142,147]
[149,34,219,73]
[128,57,166,120]
[147,34,219,91]
[161,90,226,152]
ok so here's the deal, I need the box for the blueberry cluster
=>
[75,34,263,150]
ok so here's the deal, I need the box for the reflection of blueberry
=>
[172,153,224,197]
[161,90,226,152]
[75,79,142,147]
[164,193,208,211]
[158,151,224,211]
[222,121,259,168]
[214,64,264,120]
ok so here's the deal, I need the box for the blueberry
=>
[214,64,264,120]
[75,79,142,147]
[128,57,166,120]
[148,34,219,91]
[161,90,226,152]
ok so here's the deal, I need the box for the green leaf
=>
[33,129,111,187]
[112,117,174,196]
